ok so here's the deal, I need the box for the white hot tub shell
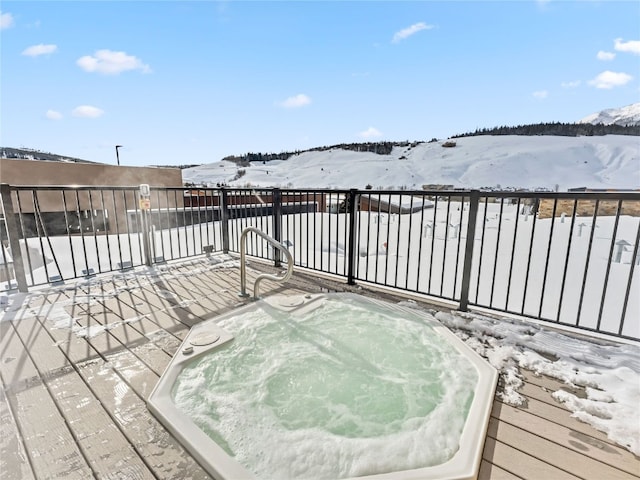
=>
[147,292,498,480]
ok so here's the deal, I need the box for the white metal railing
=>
[239,226,294,300]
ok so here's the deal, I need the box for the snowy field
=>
[183,135,640,192]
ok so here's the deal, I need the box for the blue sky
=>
[1,1,639,167]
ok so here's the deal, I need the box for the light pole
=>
[115,145,123,166]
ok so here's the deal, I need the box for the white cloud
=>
[561,80,581,88]
[22,44,58,57]
[76,49,151,75]
[0,11,14,30]
[46,110,63,120]
[358,127,382,138]
[614,38,640,55]
[278,94,311,109]
[72,105,104,118]
[596,51,615,61]
[588,71,633,89]
[532,90,548,99]
[392,22,433,43]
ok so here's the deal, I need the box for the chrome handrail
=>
[239,226,294,300]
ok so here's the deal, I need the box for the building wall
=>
[0,158,182,189]
[184,190,326,212]
[0,158,184,234]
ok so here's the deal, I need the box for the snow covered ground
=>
[183,135,640,192]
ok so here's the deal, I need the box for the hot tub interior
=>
[148,293,498,480]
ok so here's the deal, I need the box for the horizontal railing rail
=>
[1,182,638,340]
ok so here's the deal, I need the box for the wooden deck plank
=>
[478,459,522,480]
[157,259,243,297]
[492,399,639,476]
[171,259,296,305]
[39,310,158,399]
[0,384,35,480]
[39,292,169,399]
[520,369,587,399]
[120,283,209,328]
[59,297,177,378]
[487,415,637,479]
[10,312,156,480]
[32,294,211,479]
[51,280,193,354]
[517,377,587,411]
[80,297,187,351]
[90,286,195,340]
[0,320,94,479]
[516,372,640,475]
[147,275,240,320]
[515,372,632,451]
[134,262,289,323]
[144,262,290,312]
[137,282,241,325]
[482,436,582,480]
[75,355,210,479]
[514,383,622,445]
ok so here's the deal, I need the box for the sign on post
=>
[139,183,151,210]
[139,198,151,210]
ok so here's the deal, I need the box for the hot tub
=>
[147,293,497,480]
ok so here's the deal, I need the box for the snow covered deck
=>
[1,255,638,480]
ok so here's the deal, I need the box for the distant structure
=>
[537,187,640,218]
[0,158,183,236]
[0,157,182,187]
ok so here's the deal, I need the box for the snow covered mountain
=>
[183,134,640,192]
[0,147,97,164]
[579,103,640,127]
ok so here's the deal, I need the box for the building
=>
[538,187,640,218]
[0,158,183,236]
[359,194,433,214]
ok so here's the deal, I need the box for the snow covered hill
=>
[183,135,640,192]
[579,103,640,127]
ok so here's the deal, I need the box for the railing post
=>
[220,188,230,253]
[142,210,154,266]
[347,188,358,285]
[272,188,282,267]
[459,190,480,311]
[139,184,153,266]
[0,184,28,292]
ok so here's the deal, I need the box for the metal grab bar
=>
[239,226,294,300]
